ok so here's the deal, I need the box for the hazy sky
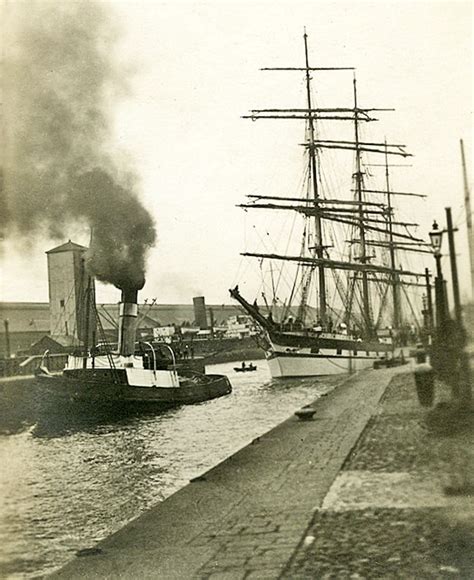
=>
[1,0,472,306]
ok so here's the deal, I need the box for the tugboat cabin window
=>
[336,348,342,355]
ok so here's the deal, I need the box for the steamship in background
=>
[231,34,429,378]
[35,241,232,407]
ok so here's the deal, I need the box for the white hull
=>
[266,339,388,378]
[267,353,378,377]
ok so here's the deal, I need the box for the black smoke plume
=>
[1,1,156,291]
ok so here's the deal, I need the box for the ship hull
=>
[266,331,393,378]
[35,370,232,408]
[267,351,378,377]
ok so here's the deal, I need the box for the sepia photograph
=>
[0,0,472,577]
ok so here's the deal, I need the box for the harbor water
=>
[0,361,342,578]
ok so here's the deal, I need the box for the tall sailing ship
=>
[230,33,430,378]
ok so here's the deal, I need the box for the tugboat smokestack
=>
[118,289,138,356]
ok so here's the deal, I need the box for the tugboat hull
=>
[35,370,232,408]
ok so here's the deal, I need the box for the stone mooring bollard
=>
[413,363,435,407]
[295,406,316,421]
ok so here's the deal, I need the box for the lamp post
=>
[429,218,471,406]
[428,219,452,392]
[445,207,471,405]
[413,222,446,408]
[429,221,446,328]
[445,207,463,327]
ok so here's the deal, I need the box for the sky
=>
[0,0,472,307]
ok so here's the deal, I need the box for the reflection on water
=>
[0,361,341,578]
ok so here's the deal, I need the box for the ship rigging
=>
[231,32,428,378]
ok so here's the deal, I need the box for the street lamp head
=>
[429,220,443,255]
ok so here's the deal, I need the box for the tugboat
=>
[36,288,232,407]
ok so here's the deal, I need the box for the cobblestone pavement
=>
[282,508,472,579]
[283,373,474,580]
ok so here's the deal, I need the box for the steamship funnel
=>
[118,289,138,356]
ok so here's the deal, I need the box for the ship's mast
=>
[238,34,427,336]
[353,76,372,335]
[361,157,429,332]
[460,139,474,301]
[384,140,401,328]
[303,32,327,324]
